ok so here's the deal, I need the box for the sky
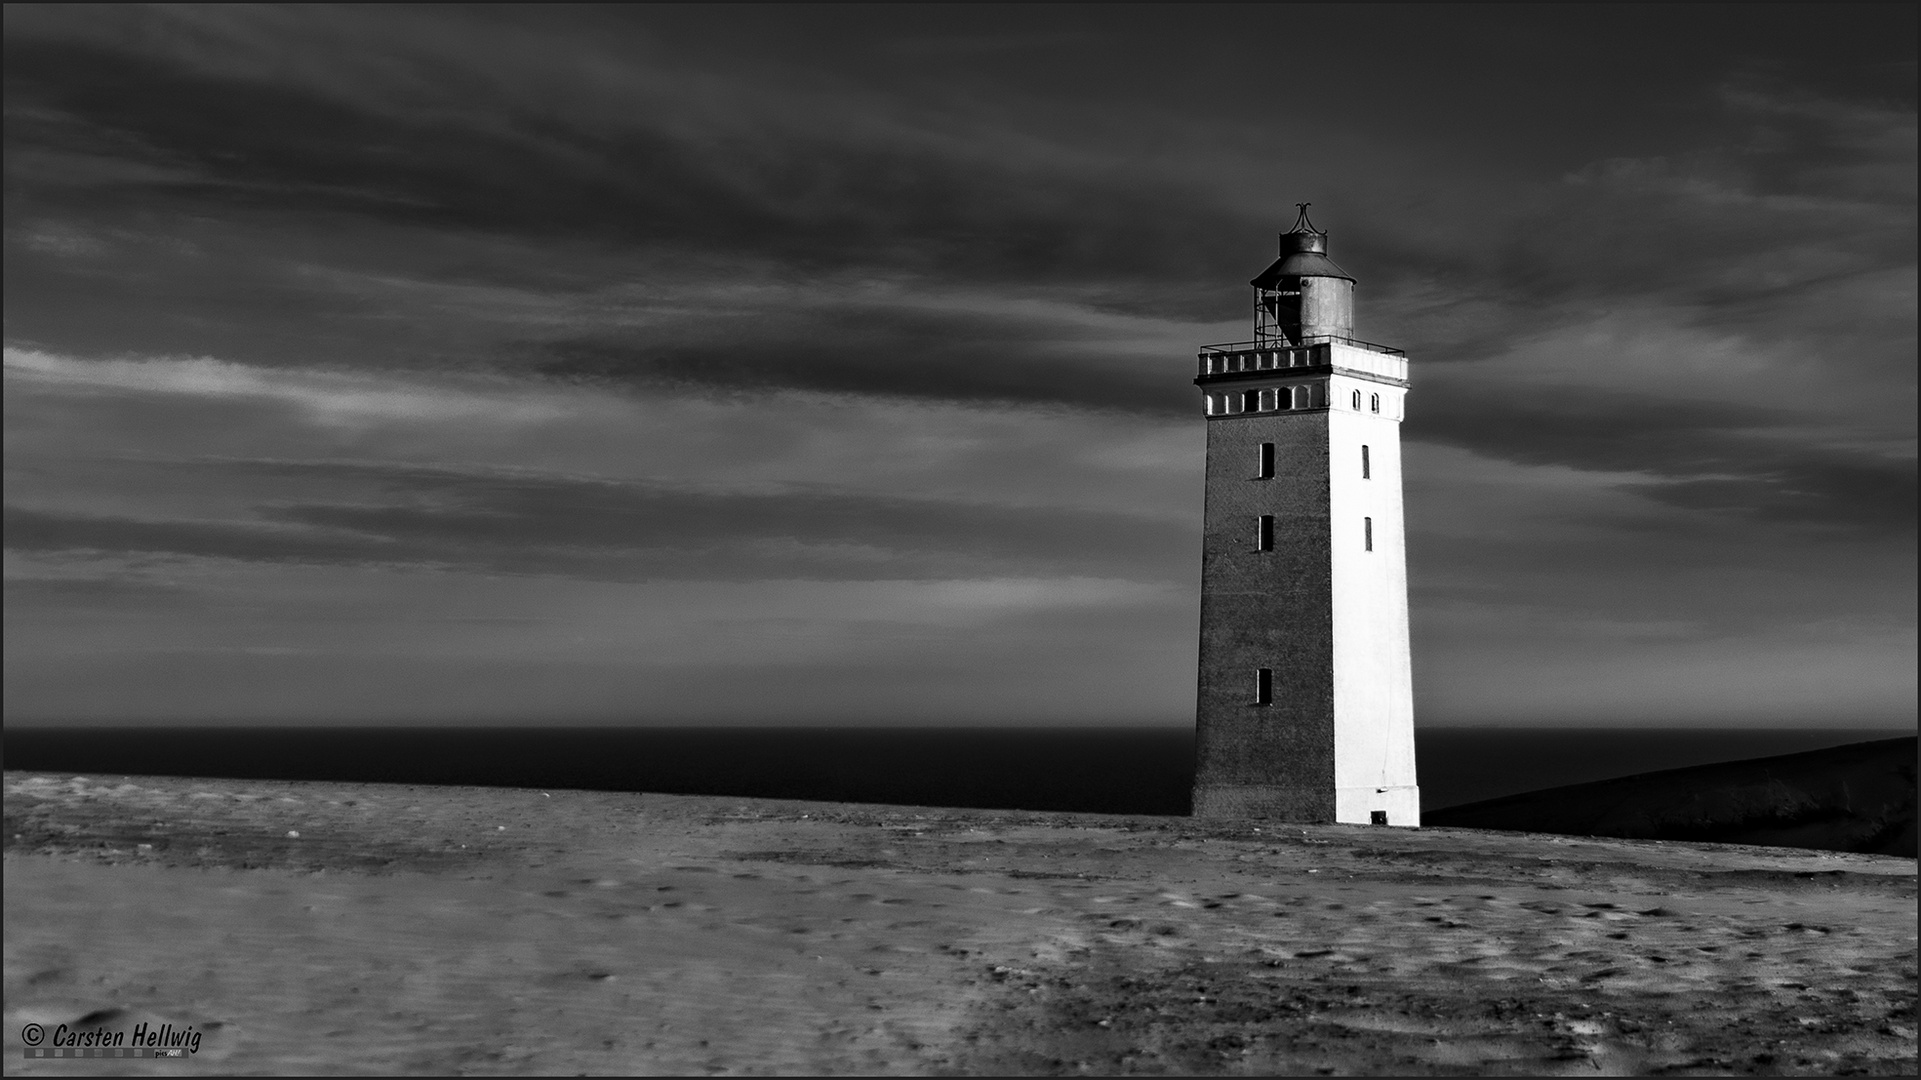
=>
[4,4,1915,728]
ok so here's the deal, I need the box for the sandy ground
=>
[4,771,1915,1075]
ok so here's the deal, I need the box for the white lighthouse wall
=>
[1327,375,1420,826]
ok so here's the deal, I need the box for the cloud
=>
[3,343,1204,518]
[1,11,1257,303]
[1409,381,1916,537]
[10,10,1908,431]
[1626,458,1916,533]
[530,300,1201,415]
[5,506,409,572]
[4,454,1195,584]
[1358,83,1914,371]
[3,346,569,426]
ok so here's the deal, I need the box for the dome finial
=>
[1275,202,1332,258]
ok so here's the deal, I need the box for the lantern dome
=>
[1250,205,1354,288]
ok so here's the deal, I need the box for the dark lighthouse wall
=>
[1193,410,1337,820]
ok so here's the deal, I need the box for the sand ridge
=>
[4,771,1915,1074]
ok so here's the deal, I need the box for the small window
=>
[1352,389,1362,410]
[1258,388,1277,411]
[1370,810,1388,826]
[1364,516,1374,551]
[1257,442,1275,479]
[1252,667,1272,706]
[1361,445,1371,479]
[1370,393,1381,414]
[1293,385,1311,409]
[1243,389,1261,413]
[1256,514,1274,551]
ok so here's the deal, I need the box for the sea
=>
[2,726,1907,815]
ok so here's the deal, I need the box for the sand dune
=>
[1428,736,1917,857]
[5,770,1915,1075]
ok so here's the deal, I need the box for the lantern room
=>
[1250,204,1355,346]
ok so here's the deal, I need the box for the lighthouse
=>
[1190,206,1419,826]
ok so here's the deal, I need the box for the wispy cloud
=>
[4,347,569,426]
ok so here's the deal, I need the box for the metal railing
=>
[1199,335,1405,357]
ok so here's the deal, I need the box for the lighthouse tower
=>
[1190,207,1419,826]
